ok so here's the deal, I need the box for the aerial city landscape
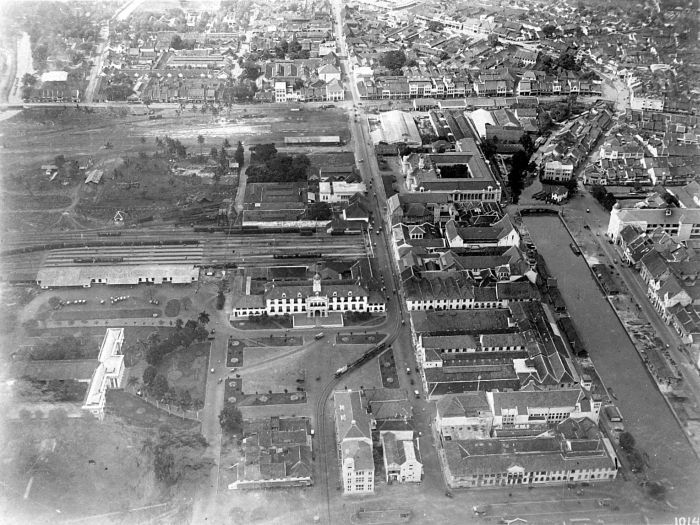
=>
[0,0,698,524]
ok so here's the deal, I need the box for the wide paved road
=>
[523,214,700,513]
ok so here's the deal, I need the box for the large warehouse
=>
[36,245,202,288]
[371,110,422,147]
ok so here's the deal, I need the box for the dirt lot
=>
[0,105,351,231]
[1,415,164,523]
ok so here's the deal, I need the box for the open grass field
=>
[1,415,163,523]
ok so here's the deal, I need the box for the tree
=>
[175,318,184,331]
[194,324,209,342]
[219,404,243,435]
[379,50,406,74]
[647,481,666,501]
[222,138,231,148]
[508,150,529,203]
[197,311,210,326]
[519,134,535,156]
[170,35,184,50]
[619,431,635,452]
[152,427,214,487]
[307,202,332,220]
[22,73,37,87]
[251,143,277,163]
[48,296,62,309]
[234,141,245,167]
[541,24,558,38]
[151,374,169,399]
[127,376,140,389]
[427,21,444,32]
[216,290,226,310]
[143,365,157,386]
[176,389,192,411]
[210,147,218,158]
[197,135,205,156]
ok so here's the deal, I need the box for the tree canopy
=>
[246,150,311,183]
[219,404,243,435]
[379,50,406,74]
[306,202,332,221]
[152,426,214,487]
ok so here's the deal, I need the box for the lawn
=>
[378,348,400,389]
[249,334,303,347]
[238,391,307,407]
[336,332,387,345]
[156,341,209,402]
[227,338,244,367]
[231,316,293,330]
[52,307,161,321]
[1,415,164,522]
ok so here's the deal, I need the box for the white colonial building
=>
[334,390,375,494]
[231,273,385,319]
[82,328,126,420]
[380,431,423,483]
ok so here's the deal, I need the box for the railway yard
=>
[1,228,369,280]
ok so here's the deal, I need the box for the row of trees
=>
[481,135,537,204]
[591,185,618,211]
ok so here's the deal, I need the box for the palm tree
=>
[127,376,139,390]
[198,311,210,326]
[197,134,205,155]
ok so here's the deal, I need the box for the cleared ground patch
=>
[106,389,200,429]
[1,415,163,522]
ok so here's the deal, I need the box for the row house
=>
[599,137,645,160]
